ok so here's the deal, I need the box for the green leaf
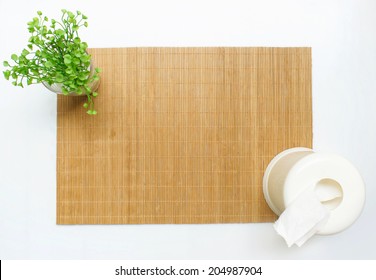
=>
[21,49,30,56]
[55,73,64,83]
[41,51,48,58]
[82,14,88,20]
[11,54,18,61]
[63,54,72,65]
[86,109,97,115]
[92,92,98,97]
[73,58,80,65]
[78,72,88,81]
[37,11,42,16]
[3,70,10,80]
[84,21,88,27]
[71,86,78,93]
[45,61,53,68]
[84,85,91,92]
[83,102,88,108]
[72,25,78,31]
[73,37,81,44]
[64,58,71,65]
[27,78,33,85]
[95,68,102,73]
[27,44,33,50]
[80,58,89,64]
[55,29,65,36]
[80,42,88,50]
[80,55,89,63]
[3,61,10,67]
[12,81,17,86]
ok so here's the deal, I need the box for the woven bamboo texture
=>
[57,47,312,224]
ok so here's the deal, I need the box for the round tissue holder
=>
[263,147,365,235]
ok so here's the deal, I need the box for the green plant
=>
[3,9,101,115]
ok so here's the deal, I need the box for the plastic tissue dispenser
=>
[263,148,365,247]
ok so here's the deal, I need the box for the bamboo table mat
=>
[57,47,312,224]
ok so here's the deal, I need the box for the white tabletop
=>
[1,0,375,259]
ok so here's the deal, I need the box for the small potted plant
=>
[3,9,101,115]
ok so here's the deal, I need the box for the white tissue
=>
[274,189,330,247]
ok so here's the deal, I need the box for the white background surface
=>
[0,0,375,259]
